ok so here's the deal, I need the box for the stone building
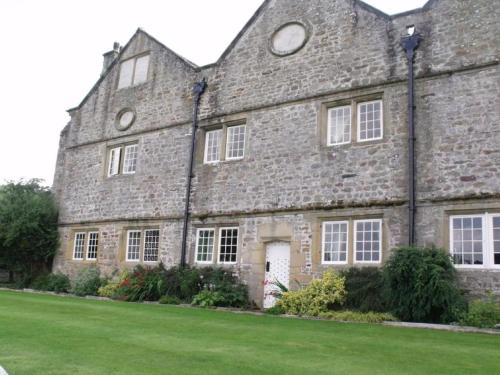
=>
[52,0,500,306]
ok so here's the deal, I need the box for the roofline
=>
[390,0,437,19]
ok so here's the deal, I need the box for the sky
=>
[0,0,427,186]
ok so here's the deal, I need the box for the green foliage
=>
[31,273,70,293]
[341,267,387,312]
[278,270,346,316]
[318,310,398,323]
[383,246,466,323]
[114,264,166,302]
[159,295,181,305]
[192,289,225,307]
[0,180,59,285]
[459,295,500,329]
[97,282,119,298]
[264,304,286,315]
[72,267,103,296]
[163,265,202,301]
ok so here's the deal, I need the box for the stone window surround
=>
[68,229,100,262]
[193,225,240,265]
[124,227,161,264]
[321,217,383,265]
[116,52,151,90]
[448,212,500,269]
[105,140,139,178]
[320,92,385,148]
[200,120,247,165]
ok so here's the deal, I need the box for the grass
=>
[0,291,499,375]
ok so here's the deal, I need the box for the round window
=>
[270,22,309,56]
[115,109,135,131]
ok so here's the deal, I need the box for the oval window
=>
[270,22,309,56]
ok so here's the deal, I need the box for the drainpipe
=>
[401,26,422,246]
[180,78,207,267]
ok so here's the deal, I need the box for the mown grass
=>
[0,290,498,375]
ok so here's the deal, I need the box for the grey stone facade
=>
[52,0,500,305]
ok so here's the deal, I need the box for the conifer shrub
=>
[341,267,387,312]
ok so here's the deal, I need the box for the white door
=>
[263,242,290,309]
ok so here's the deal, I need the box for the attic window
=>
[117,54,150,89]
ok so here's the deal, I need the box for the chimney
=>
[101,42,121,76]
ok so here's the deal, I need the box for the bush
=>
[72,267,103,296]
[97,282,119,298]
[319,310,398,323]
[159,295,181,305]
[31,273,70,293]
[278,270,346,316]
[114,264,166,302]
[192,290,225,307]
[200,267,249,308]
[383,246,465,323]
[341,267,387,312]
[163,266,202,301]
[264,304,286,315]
[460,295,500,328]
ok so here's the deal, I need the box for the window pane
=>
[127,231,141,261]
[73,233,85,260]
[323,222,348,263]
[493,216,500,264]
[204,130,221,163]
[226,125,246,159]
[87,232,98,260]
[117,59,134,89]
[358,100,382,141]
[354,220,382,262]
[219,228,238,263]
[196,229,214,263]
[144,229,159,262]
[108,147,121,176]
[450,216,483,265]
[122,144,138,174]
[133,55,149,84]
[328,106,351,145]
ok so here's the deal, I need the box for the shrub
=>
[72,267,103,296]
[31,273,70,293]
[383,246,466,323]
[319,310,398,323]
[163,266,202,301]
[264,304,286,315]
[341,267,387,312]
[192,290,225,307]
[278,270,346,316]
[159,295,181,305]
[97,282,119,298]
[114,264,166,302]
[460,295,500,329]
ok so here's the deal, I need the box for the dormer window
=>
[117,54,150,89]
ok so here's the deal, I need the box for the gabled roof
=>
[69,0,436,112]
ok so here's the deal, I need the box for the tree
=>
[0,180,58,285]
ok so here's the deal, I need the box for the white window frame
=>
[322,221,349,265]
[73,232,86,260]
[122,144,138,175]
[195,228,215,264]
[143,229,160,263]
[108,147,121,177]
[203,129,222,164]
[117,54,150,89]
[126,230,142,262]
[353,219,382,264]
[217,227,239,264]
[357,100,383,142]
[86,232,99,261]
[225,125,246,161]
[327,106,351,146]
[449,213,500,269]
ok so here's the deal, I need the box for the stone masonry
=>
[52,0,500,305]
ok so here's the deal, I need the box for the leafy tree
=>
[0,179,58,285]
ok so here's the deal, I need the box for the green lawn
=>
[0,291,498,375]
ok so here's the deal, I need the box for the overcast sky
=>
[0,0,427,186]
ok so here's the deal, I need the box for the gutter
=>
[401,27,422,246]
[180,78,207,267]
